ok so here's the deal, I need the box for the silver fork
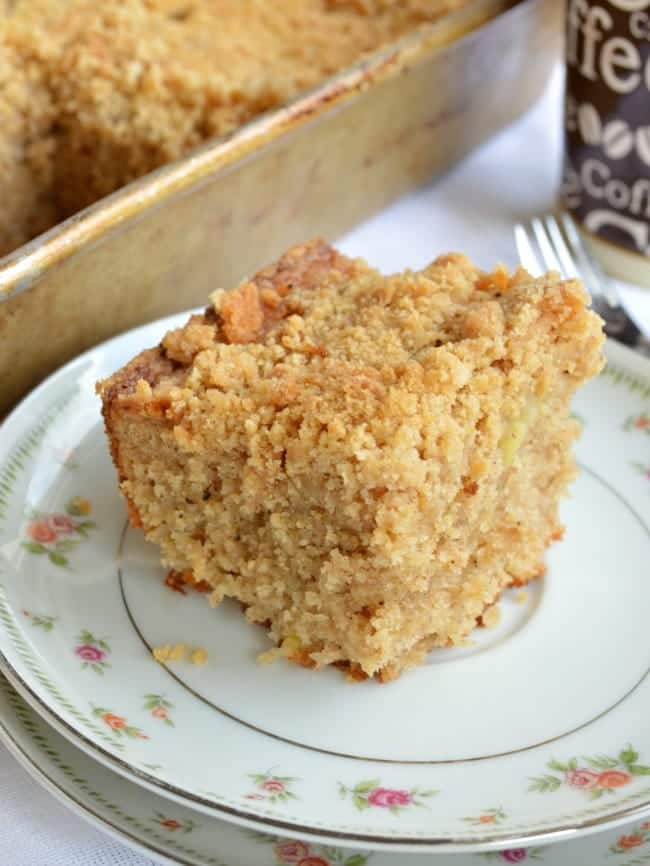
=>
[514,213,650,357]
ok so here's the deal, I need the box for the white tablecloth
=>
[1,64,648,866]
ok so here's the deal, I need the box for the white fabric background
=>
[1,65,648,866]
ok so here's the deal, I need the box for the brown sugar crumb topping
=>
[220,281,265,344]
[462,477,479,496]
[462,300,504,339]
[162,315,217,364]
[475,264,512,293]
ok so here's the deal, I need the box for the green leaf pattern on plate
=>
[464,807,508,826]
[21,496,96,568]
[530,746,650,799]
[623,413,650,436]
[152,811,198,833]
[144,693,175,726]
[245,771,299,804]
[22,610,57,632]
[92,706,149,741]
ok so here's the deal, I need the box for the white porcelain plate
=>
[4,672,650,866]
[0,314,648,852]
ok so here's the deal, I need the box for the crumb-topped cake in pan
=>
[0,0,466,256]
[98,240,604,681]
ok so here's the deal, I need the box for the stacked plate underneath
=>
[0,316,649,866]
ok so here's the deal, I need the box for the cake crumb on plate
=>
[152,643,188,662]
[190,648,209,666]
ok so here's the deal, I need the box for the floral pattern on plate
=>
[481,849,544,862]
[92,707,149,741]
[464,807,508,826]
[75,629,111,674]
[245,771,299,804]
[0,324,648,849]
[7,669,650,866]
[529,746,650,798]
[22,496,95,567]
[22,610,57,632]
[610,821,650,855]
[252,832,371,866]
[143,694,175,726]
[623,413,650,435]
[338,780,436,814]
[152,812,198,833]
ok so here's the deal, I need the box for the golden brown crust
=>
[161,315,218,366]
[97,346,176,507]
[509,562,547,588]
[98,347,176,413]
[217,239,355,345]
[97,240,354,532]
[97,239,350,401]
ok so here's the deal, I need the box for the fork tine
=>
[514,223,542,276]
[531,217,564,275]
[542,215,580,280]
[559,212,619,307]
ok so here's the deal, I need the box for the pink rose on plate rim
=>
[151,706,168,720]
[564,768,599,790]
[367,787,412,808]
[499,849,528,863]
[499,848,528,863]
[262,779,285,794]
[296,858,329,866]
[47,514,76,535]
[75,644,106,663]
[274,840,310,863]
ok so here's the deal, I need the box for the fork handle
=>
[592,297,650,357]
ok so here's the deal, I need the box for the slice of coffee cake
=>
[98,240,604,681]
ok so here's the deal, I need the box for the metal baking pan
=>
[0,0,561,415]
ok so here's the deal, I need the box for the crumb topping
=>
[0,0,465,255]
[98,240,604,679]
